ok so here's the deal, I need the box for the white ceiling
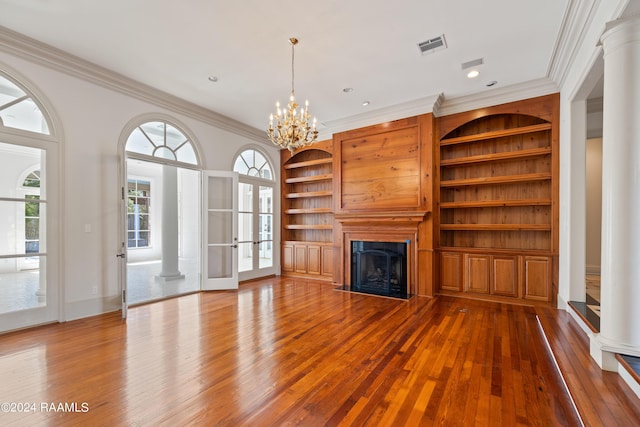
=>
[0,0,570,137]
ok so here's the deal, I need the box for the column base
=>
[590,334,640,371]
[155,273,185,283]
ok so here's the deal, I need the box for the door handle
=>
[230,244,238,248]
[116,253,126,258]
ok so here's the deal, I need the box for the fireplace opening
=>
[350,241,408,299]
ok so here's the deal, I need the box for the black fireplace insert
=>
[350,241,408,299]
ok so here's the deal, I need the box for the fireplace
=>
[350,241,408,299]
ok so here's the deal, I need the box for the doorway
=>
[125,158,200,305]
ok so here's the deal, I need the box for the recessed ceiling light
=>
[208,76,218,82]
[362,101,370,106]
[343,87,354,93]
[467,70,480,78]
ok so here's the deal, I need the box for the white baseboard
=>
[64,296,121,321]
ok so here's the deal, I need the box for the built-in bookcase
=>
[436,94,559,303]
[281,141,334,280]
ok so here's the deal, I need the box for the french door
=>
[238,177,276,281]
[202,171,239,290]
[0,141,59,332]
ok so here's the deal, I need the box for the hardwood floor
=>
[1,277,638,426]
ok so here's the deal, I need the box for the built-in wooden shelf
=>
[283,158,333,169]
[284,224,333,230]
[440,224,551,231]
[285,208,333,214]
[285,190,333,199]
[281,143,334,282]
[440,123,552,146]
[440,199,552,209]
[440,173,552,187]
[440,147,552,166]
[285,174,333,184]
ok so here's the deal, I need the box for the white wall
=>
[0,48,280,321]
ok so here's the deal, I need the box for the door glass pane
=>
[239,183,253,212]
[0,257,45,314]
[259,241,273,269]
[238,242,253,273]
[259,185,273,268]
[208,211,233,244]
[208,177,233,210]
[207,246,232,278]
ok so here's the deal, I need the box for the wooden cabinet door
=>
[321,246,333,277]
[294,244,308,274]
[464,254,490,294]
[440,252,462,291]
[282,244,294,273]
[523,256,551,301]
[492,256,518,297]
[307,245,321,275]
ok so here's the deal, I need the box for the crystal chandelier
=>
[268,37,318,153]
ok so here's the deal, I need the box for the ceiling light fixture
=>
[467,70,480,78]
[268,37,318,153]
[362,101,370,106]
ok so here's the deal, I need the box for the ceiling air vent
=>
[417,35,447,56]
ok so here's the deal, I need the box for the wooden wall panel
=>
[321,246,333,277]
[339,125,421,210]
[523,256,551,301]
[492,256,518,297]
[282,244,294,272]
[464,254,491,294]
[440,252,462,291]
[307,245,321,275]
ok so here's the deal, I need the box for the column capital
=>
[601,14,640,49]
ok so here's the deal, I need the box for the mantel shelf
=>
[440,173,551,187]
[440,223,551,231]
[440,147,552,166]
[440,199,552,209]
[285,174,333,184]
[440,123,552,146]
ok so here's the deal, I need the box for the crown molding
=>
[547,0,594,87]
[317,94,442,139]
[434,78,559,117]
[0,26,267,144]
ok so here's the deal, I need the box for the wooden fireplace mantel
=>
[335,211,429,229]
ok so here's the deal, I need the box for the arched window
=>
[0,74,51,134]
[125,120,198,166]
[233,149,273,180]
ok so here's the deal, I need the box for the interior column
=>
[596,14,640,369]
[157,164,184,281]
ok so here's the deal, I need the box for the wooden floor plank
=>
[0,277,638,426]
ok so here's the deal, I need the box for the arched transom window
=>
[125,120,198,165]
[0,74,51,135]
[233,149,273,180]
